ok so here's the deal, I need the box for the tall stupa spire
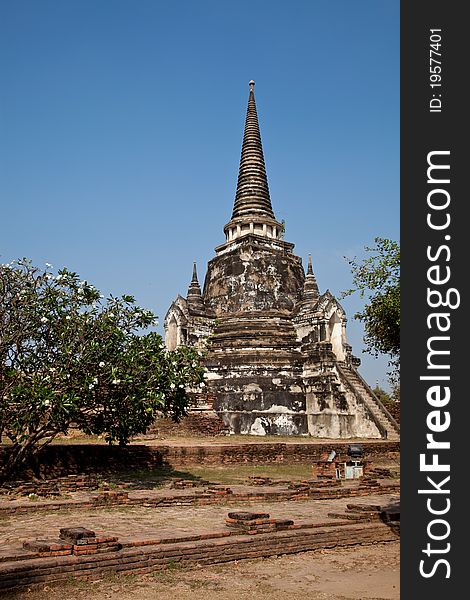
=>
[232,80,275,219]
[222,81,284,246]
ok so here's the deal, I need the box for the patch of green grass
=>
[102,463,314,487]
[115,466,210,486]
[181,464,314,485]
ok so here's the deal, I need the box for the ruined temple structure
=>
[165,81,399,440]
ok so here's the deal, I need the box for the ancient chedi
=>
[165,81,399,440]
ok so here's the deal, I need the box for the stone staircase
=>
[337,364,400,441]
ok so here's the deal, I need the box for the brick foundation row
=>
[0,441,399,481]
[0,474,101,497]
[0,522,398,592]
[0,481,400,516]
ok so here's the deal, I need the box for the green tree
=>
[343,238,400,379]
[0,259,205,483]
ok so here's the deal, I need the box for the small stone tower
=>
[165,81,399,440]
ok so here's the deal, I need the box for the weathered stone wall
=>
[205,312,307,435]
[207,358,307,435]
[0,441,399,480]
[203,236,305,316]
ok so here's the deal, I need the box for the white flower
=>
[108,312,114,318]
[112,379,120,385]
[89,383,94,390]
[178,384,184,389]
[65,315,71,321]
[93,377,98,384]
[44,399,50,407]
[170,383,176,390]
[199,382,205,388]
[40,316,48,323]
[99,361,105,368]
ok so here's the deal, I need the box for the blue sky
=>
[0,0,399,390]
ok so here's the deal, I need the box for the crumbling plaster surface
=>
[203,239,304,316]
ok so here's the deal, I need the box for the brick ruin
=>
[0,439,399,591]
[1,511,399,592]
[165,81,399,440]
[0,471,400,592]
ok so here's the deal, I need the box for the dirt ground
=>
[3,541,399,600]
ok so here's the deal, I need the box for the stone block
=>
[59,527,95,543]
[346,503,382,512]
[227,511,270,520]
[22,539,72,552]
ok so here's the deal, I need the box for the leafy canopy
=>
[0,259,204,482]
[343,238,400,375]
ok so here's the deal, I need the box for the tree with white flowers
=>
[0,259,204,483]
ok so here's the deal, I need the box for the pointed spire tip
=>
[307,254,313,276]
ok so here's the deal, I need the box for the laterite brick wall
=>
[0,441,399,480]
